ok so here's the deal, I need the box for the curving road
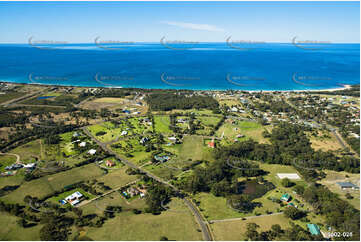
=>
[0,152,20,163]
[82,126,213,241]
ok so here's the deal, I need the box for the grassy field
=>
[178,136,212,161]
[96,166,137,189]
[144,135,214,179]
[308,130,344,152]
[161,108,220,116]
[87,122,125,143]
[210,213,291,241]
[110,138,151,165]
[0,212,42,240]
[216,120,269,145]
[0,92,24,104]
[193,192,246,221]
[10,140,41,163]
[88,119,152,143]
[0,154,17,172]
[42,92,62,97]
[81,191,145,216]
[165,135,214,162]
[194,116,222,135]
[319,170,360,210]
[82,197,203,241]
[193,163,311,221]
[154,115,172,134]
[0,163,104,204]
[92,97,126,103]
[0,175,24,189]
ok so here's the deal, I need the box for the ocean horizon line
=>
[0,42,360,45]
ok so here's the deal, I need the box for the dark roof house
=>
[336,182,359,190]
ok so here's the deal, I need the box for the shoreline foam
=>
[0,81,354,93]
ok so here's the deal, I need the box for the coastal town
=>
[0,82,359,241]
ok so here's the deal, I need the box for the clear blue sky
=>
[0,1,359,43]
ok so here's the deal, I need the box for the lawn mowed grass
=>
[0,212,42,240]
[210,213,291,241]
[319,170,360,210]
[82,197,202,241]
[154,115,172,134]
[0,163,104,204]
[47,187,95,206]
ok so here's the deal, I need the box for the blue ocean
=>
[0,43,359,91]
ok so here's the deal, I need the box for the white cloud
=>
[161,21,224,32]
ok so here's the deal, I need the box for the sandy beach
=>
[249,84,353,93]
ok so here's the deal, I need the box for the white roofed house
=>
[88,149,97,155]
[79,141,87,147]
[65,191,84,206]
[121,131,128,136]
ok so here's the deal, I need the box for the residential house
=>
[106,160,115,167]
[65,191,84,206]
[280,193,291,202]
[88,149,97,155]
[154,155,170,163]
[307,224,321,236]
[336,182,359,190]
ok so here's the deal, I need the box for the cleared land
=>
[216,120,269,145]
[319,170,360,210]
[82,197,203,241]
[0,163,104,204]
[193,163,310,221]
[308,130,344,152]
[0,212,42,241]
[210,213,290,241]
[154,115,172,134]
[0,92,25,104]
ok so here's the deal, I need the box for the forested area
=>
[146,93,219,111]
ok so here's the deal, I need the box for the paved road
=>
[331,129,359,157]
[82,127,213,241]
[183,198,213,241]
